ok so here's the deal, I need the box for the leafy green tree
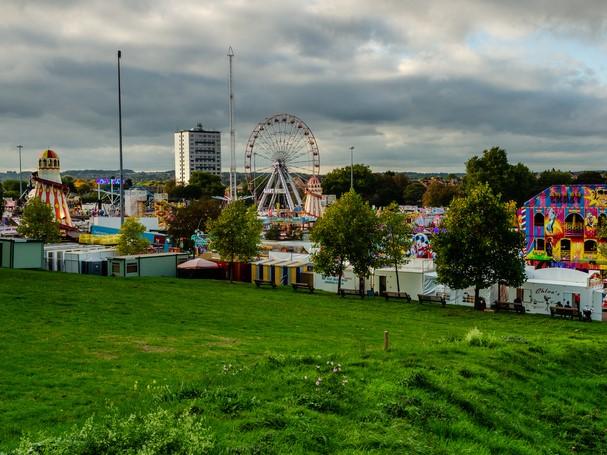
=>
[167,198,222,250]
[116,218,150,256]
[575,171,605,185]
[0,182,4,212]
[168,173,225,201]
[507,163,538,206]
[321,164,376,199]
[311,190,382,294]
[432,184,525,310]
[2,179,21,199]
[369,172,410,207]
[422,181,460,207]
[537,169,572,189]
[378,203,413,295]
[61,176,77,193]
[17,198,61,242]
[208,200,263,282]
[189,172,226,198]
[402,181,426,205]
[264,223,281,240]
[463,147,536,205]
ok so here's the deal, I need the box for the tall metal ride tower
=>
[228,46,237,202]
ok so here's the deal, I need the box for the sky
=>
[1,0,607,174]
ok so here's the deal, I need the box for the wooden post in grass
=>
[384,330,390,351]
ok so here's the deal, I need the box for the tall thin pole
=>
[117,50,125,225]
[228,46,236,202]
[17,145,23,198]
[349,146,354,191]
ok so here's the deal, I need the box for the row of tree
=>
[310,183,526,309]
[321,148,606,208]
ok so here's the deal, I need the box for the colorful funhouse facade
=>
[518,185,607,272]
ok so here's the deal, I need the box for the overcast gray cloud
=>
[1,0,607,174]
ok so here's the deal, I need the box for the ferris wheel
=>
[244,113,320,214]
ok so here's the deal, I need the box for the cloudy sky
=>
[1,0,607,174]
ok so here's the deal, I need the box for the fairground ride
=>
[244,113,320,216]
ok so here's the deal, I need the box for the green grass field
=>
[1,269,607,454]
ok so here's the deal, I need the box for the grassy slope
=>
[1,269,606,454]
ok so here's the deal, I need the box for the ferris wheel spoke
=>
[283,134,308,161]
[254,136,275,156]
[251,148,274,163]
[283,126,304,153]
[288,159,314,167]
[285,149,311,164]
[251,164,273,175]
[257,135,279,159]
[288,164,314,176]
[264,123,282,154]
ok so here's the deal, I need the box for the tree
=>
[432,183,525,310]
[321,164,376,199]
[463,147,536,205]
[310,190,382,294]
[402,182,426,205]
[422,181,460,207]
[74,179,93,195]
[575,171,605,185]
[167,198,222,250]
[0,182,4,212]
[116,218,150,256]
[17,198,61,242]
[189,172,226,198]
[264,223,281,240]
[537,169,572,189]
[2,179,21,199]
[378,203,413,295]
[61,176,77,193]
[369,172,410,207]
[507,163,537,206]
[208,200,263,282]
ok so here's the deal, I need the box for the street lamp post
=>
[349,146,354,191]
[117,50,125,225]
[17,145,23,198]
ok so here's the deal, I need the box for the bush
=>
[14,407,214,455]
[464,327,498,348]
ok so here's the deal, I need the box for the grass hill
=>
[1,269,606,454]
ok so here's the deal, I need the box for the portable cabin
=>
[374,258,435,297]
[108,252,190,277]
[44,243,115,273]
[0,238,44,269]
[64,248,117,275]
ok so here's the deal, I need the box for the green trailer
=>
[108,252,190,278]
[0,238,44,269]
